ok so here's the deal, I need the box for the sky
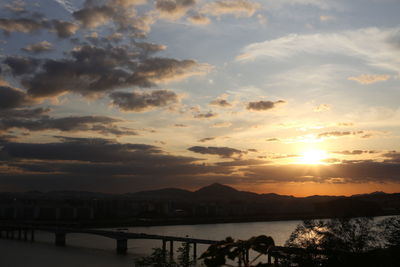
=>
[0,0,400,196]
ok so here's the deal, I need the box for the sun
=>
[298,149,327,164]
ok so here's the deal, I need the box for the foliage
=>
[282,217,400,267]
[137,216,400,267]
[285,217,378,252]
[200,235,275,267]
[378,216,400,247]
[135,243,195,267]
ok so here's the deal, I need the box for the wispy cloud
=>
[348,74,391,84]
[237,27,400,72]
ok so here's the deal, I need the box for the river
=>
[0,219,300,267]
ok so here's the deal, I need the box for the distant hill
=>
[1,184,400,222]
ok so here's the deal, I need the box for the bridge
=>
[0,224,217,256]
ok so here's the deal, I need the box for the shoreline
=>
[3,211,399,229]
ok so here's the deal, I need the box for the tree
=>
[283,217,380,267]
[135,243,194,267]
[200,235,275,267]
[379,216,400,247]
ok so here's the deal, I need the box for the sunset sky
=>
[1,0,400,196]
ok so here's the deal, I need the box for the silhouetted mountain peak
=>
[195,183,238,195]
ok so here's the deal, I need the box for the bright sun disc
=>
[298,149,327,164]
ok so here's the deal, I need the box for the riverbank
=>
[3,210,400,228]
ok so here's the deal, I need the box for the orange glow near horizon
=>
[236,182,400,197]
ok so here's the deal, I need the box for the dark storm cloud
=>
[0,137,234,187]
[210,98,231,107]
[188,146,243,158]
[383,151,400,163]
[247,100,286,111]
[8,45,204,98]
[4,56,40,76]
[22,41,53,54]
[0,86,33,110]
[2,138,162,162]
[0,115,137,136]
[0,107,50,118]
[110,90,178,112]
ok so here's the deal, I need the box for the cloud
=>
[266,138,280,142]
[72,2,154,36]
[51,20,79,38]
[4,56,40,76]
[241,161,400,184]
[237,27,400,73]
[0,137,237,191]
[210,98,232,107]
[110,90,178,112]
[0,17,78,38]
[383,151,400,163]
[198,137,215,142]
[215,159,267,166]
[313,104,331,112]
[202,0,260,17]
[8,45,208,98]
[211,121,232,128]
[334,150,377,155]
[3,117,137,136]
[247,100,286,111]
[0,107,50,118]
[3,0,26,13]
[188,146,242,158]
[317,131,368,139]
[337,122,354,127]
[194,111,217,119]
[319,15,333,22]
[0,18,44,33]
[156,0,196,20]
[22,41,53,53]
[348,74,391,84]
[0,108,137,136]
[0,86,34,110]
[73,5,116,28]
[187,14,210,25]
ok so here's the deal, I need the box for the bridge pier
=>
[30,229,35,242]
[116,239,127,254]
[170,240,174,260]
[55,232,66,246]
[23,229,28,241]
[193,242,197,260]
[18,228,22,240]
